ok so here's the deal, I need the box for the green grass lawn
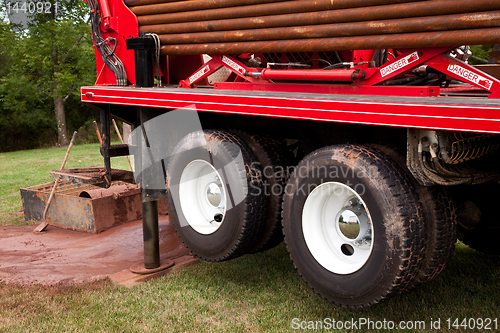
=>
[1,145,499,332]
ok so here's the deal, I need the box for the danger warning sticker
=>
[188,65,210,84]
[222,56,246,75]
[380,52,420,77]
[447,64,493,90]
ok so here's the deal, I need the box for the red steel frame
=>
[179,48,500,98]
[81,86,500,134]
[86,0,500,135]
[91,0,138,86]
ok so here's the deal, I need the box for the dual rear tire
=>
[167,132,456,308]
[282,145,425,307]
[166,130,266,261]
[166,130,287,261]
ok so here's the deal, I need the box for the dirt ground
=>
[0,217,192,286]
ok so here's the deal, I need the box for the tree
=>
[0,0,96,148]
[0,20,14,79]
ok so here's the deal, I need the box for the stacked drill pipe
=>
[126,0,500,55]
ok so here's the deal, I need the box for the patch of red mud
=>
[0,217,191,286]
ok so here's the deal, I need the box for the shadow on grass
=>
[171,240,500,330]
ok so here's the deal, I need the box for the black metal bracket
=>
[126,34,156,88]
[100,107,112,188]
[100,144,131,158]
[127,35,165,269]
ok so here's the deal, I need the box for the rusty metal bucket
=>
[21,181,168,233]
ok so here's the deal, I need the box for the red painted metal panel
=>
[93,0,139,86]
[214,82,440,97]
[81,86,500,134]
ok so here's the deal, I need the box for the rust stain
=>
[21,181,144,233]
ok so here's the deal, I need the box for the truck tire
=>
[282,144,424,308]
[166,130,266,262]
[406,187,456,289]
[230,131,287,253]
[368,144,457,290]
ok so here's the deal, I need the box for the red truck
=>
[77,0,500,308]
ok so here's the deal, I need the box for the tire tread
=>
[282,144,424,308]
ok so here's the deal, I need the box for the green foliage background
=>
[0,1,98,152]
[469,45,494,65]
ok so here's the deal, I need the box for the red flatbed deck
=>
[81,85,500,134]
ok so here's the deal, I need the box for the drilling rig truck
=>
[72,0,500,308]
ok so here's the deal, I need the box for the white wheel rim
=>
[179,159,226,234]
[302,182,373,274]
